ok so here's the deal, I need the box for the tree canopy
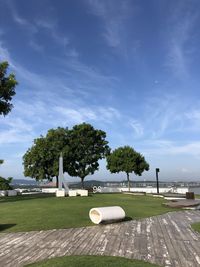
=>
[106,146,149,191]
[0,160,13,190]
[0,176,13,190]
[0,61,18,116]
[23,127,69,186]
[67,123,110,188]
[23,124,110,188]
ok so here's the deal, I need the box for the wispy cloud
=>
[86,0,133,50]
[126,91,200,142]
[1,117,33,132]
[142,139,200,158]
[129,119,144,137]
[0,115,34,145]
[6,1,69,51]
[165,1,198,79]
[0,41,12,62]
[29,40,44,52]
[7,0,37,33]
[126,94,178,140]
[35,18,69,47]
[54,106,120,125]
[0,41,121,146]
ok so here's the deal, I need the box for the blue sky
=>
[1,0,200,182]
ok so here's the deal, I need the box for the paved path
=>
[0,211,200,267]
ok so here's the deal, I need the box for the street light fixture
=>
[156,168,160,194]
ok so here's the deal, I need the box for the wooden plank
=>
[0,211,200,267]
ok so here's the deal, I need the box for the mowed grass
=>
[192,223,200,233]
[26,255,160,267]
[192,195,200,232]
[0,193,177,233]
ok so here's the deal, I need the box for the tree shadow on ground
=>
[0,193,54,203]
[123,216,133,222]
[0,224,16,232]
[100,216,132,225]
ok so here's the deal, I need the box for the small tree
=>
[0,176,13,190]
[23,127,69,187]
[67,123,110,188]
[0,161,13,190]
[0,61,18,116]
[106,146,149,191]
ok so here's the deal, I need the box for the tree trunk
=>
[56,176,59,188]
[81,177,84,189]
[126,173,130,192]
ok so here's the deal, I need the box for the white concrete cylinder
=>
[89,206,125,224]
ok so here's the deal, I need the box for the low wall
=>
[189,187,200,195]
[42,188,57,193]
[119,187,188,194]
[42,186,189,194]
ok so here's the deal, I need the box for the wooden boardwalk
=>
[0,211,200,267]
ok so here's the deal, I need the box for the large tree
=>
[106,146,149,191]
[0,61,18,116]
[23,127,69,187]
[67,123,110,188]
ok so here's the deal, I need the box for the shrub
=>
[0,176,13,190]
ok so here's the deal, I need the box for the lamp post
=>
[156,168,160,194]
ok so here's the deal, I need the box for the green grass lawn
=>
[0,193,177,233]
[192,222,200,233]
[26,255,159,267]
[191,195,200,233]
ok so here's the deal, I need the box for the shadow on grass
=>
[0,192,95,203]
[0,224,16,232]
[0,193,54,203]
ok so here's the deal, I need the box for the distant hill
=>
[70,180,105,188]
[11,179,38,186]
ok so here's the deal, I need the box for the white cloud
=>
[1,117,33,132]
[54,106,121,125]
[169,142,200,156]
[0,41,12,62]
[98,107,121,121]
[54,107,95,124]
[185,109,200,120]
[0,114,35,145]
[181,168,189,173]
[0,129,34,144]
[142,139,200,158]
[0,158,24,179]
